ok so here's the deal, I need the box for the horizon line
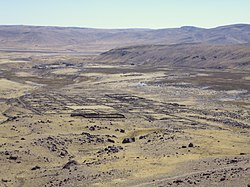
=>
[0,23,249,30]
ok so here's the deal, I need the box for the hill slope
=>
[0,24,250,52]
[97,43,250,70]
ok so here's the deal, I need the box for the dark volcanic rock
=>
[122,137,135,144]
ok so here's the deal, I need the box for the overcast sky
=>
[0,0,249,28]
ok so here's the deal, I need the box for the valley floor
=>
[0,53,249,187]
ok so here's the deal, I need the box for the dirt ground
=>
[0,52,249,187]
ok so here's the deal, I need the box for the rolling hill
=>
[0,24,249,53]
[97,43,250,70]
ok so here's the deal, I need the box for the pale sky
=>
[0,0,249,29]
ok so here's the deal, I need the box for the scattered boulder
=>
[115,129,125,133]
[8,156,18,160]
[89,126,95,131]
[139,135,146,139]
[220,177,226,181]
[107,139,115,143]
[122,137,135,144]
[1,179,10,183]
[188,143,194,148]
[173,179,183,184]
[104,146,123,154]
[60,150,68,157]
[97,146,123,154]
[31,166,41,171]
[63,160,78,169]
[4,151,10,156]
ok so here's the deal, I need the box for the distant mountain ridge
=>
[0,24,249,52]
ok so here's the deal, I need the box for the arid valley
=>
[0,24,250,187]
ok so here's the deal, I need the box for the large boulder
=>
[62,160,78,169]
